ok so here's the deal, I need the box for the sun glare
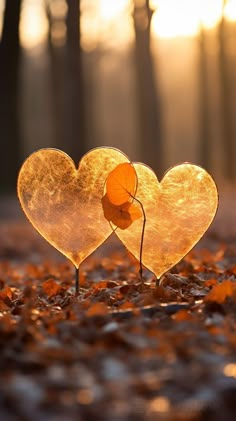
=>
[151,0,225,39]
[100,0,129,21]
[224,0,236,21]
[1,0,236,50]
[20,0,48,49]
[81,0,133,51]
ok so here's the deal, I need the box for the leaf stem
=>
[75,266,79,295]
[133,197,146,283]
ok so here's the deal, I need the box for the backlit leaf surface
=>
[115,163,218,279]
[106,162,137,205]
[17,147,129,267]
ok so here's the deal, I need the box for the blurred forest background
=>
[1,0,236,192]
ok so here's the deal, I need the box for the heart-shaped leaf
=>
[114,163,218,279]
[17,147,129,268]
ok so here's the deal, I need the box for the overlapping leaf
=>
[102,162,142,230]
[17,147,130,268]
[113,163,218,279]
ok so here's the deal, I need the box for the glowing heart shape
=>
[17,147,129,267]
[115,163,218,279]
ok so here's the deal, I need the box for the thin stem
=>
[75,266,79,295]
[133,197,146,283]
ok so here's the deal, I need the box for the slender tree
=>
[45,0,64,149]
[218,0,234,180]
[64,0,86,162]
[198,24,210,171]
[133,0,163,177]
[0,0,22,191]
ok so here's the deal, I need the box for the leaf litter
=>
[1,211,236,420]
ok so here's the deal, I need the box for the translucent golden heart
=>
[115,163,218,279]
[17,147,129,267]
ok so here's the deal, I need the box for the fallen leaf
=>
[204,280,235,303]
[42,279,61,297]
[172,309,193,322]
[86,302,108,317]
[0,286,13,301]
[205,279,218,288]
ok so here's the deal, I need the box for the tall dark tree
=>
[0,0,22,191]
[198,24,210,171]
[133,0,163,177]
[63,0,86,162]
[218,0,234,180]
[46,0,65,149]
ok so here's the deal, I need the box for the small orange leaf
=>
[42,279,61,297]
[86,302,108,317]
[205,279,218,288]
[118,301,135,310]
[204,280,235,303]
[172,309,193,322]
[0,287,13,301]
[106,162,137,205]
[102,194,142,230]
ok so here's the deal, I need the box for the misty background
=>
[1,0,236,193]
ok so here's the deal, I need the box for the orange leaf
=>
[0,287,13,301]
[42,279,61,297]
[86,302,108,317]
[205,279,218,287]
[102,194,142,230]
[106,162,137,205]
[204,280,235,303]
[172,309,193,322]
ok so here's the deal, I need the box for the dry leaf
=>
[86,302,108,317]
[102,162,145,279]
[204,280,235,303]
[115,163,218,279]
[17,147,129,268]
[0,287,13,301]
[42,279,61,297]
[102,194,142,230]
[106,162,137,205]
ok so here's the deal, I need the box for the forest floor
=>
[0,186,236,421]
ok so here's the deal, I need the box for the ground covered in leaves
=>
[1,189,236,421]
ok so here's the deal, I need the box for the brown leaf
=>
[102,194,141,230]
[172,309,193,322]
[0,286,13,301]
[42,279,61,297]
[204,280,235,303]
[86,302,108,317]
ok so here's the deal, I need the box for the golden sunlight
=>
[81,0,133,51]
[151,0,224,39]
[0,0,4,38]
[1,0,236,50]
[224,0,236,21]
[224,363,236,378]
[20,0,48,49]
[100,0,130,21]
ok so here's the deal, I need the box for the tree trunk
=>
[133,0,163,177]
[198,25,210,171]
[64,0,86,163]
[0,0,22,191]
[218,2,234,180]
[46,1,64,150]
